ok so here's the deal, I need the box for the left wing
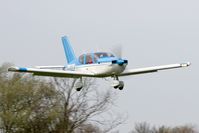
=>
[118,62,190,76]
[8,67,95,78]
[35,65,65,69]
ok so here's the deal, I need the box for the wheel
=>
[75,81,83,91]
[114,86,118,89]
[76,87,82,91]
[118,81,124,90]
[112,80,124,90]
[112,80,120,89]
[118,86,124,90]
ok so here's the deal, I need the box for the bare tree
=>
[51,77,124,133]
[0,63,124,133]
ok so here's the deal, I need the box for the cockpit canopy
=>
[79,52,115,64]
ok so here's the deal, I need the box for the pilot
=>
[87,57,93,64]
[88,60,92,64]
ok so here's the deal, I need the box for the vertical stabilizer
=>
[61,36,77,64]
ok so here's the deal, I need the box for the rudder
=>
[61,36,77,64]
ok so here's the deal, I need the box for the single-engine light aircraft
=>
[8,36,190,91]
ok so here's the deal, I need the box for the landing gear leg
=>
[75,78,83,91]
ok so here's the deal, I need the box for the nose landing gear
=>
[111,76,124,90]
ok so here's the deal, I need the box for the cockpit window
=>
[94,52,114,59]
[79,54,85,64]
[79,52,114,65]
[85,54,93,64]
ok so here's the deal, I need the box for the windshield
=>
[78,52,115,64]
[94,52,114,59]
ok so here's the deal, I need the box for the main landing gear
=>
[111,76,124,90]
[75,78,83,91]
[75,76,124,91]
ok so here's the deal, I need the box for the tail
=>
[61,36,77,64]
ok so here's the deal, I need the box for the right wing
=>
[119,62,191,76]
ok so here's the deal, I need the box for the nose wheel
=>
[111,76,124,90]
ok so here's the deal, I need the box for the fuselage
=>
[75,63,127,77]
[66,52,128,77]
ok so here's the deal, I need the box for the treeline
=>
[131,122,197,133]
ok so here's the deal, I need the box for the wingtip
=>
[181,62,191,67]
[8,67,28,72]
[8,66,19,71]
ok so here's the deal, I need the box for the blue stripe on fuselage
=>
[97,57,119,63]
[75,62,111,68]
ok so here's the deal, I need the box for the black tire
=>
[114,86,118,89]
[76,87,82,91]
[118,86,124,90]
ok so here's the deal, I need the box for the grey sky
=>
[0,0,198,132]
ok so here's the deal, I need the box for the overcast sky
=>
[0,0,198,132]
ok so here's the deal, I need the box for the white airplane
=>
[8,36,190,91]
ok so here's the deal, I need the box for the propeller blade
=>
[112,44,122,58]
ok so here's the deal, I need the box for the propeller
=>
[111,44,128,65]
[112,44,122,58]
